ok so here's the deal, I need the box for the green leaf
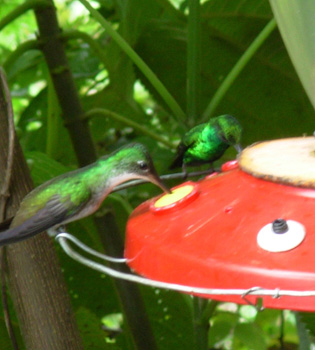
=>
[19,87,76,162]
[297,312,315,342]
[5,49,43,84]
[208,310,240,348]
[76,307,121,350]
[67,42,101,80]
[141,288,195,350]
[234,322,267,350]
[25,151,72,186]
[255,309,282,342]
[134,18,187,119]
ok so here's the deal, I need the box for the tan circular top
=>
[238,137,315,189]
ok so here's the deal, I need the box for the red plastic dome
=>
[125,138,315,311]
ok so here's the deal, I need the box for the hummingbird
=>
[170,114,242,175]
[0,143,170,247]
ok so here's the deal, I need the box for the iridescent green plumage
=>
[170,115,242,172]
[0,143,169,247]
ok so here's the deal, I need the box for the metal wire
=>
[58,233,126,263]
[56,233,315,308]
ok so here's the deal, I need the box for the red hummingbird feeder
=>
[125,137,315,312]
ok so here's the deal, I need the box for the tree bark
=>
[0,74,84,349]
[34,1,97,165]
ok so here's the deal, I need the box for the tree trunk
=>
[0,73,84,350]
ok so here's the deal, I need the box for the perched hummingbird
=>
[0,143,170,247]
[170,114,242,174]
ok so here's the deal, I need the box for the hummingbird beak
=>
[147,171,171,194]
[234,144,242,154]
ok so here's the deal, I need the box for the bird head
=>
[215,115,243,152]
[106,143,171,193]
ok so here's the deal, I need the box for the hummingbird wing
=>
[0,193,91,247]
[169,124,205,169]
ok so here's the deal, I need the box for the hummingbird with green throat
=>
[170,114,242,174]
[0,143,170,247]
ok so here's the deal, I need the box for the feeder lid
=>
[239,137,315,188]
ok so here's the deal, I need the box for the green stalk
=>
[187,0,201,127]
[202,18,276,120]
[193,296,212,350]
[78,0,186,124]
[193,297,218,350]
[295,313,311,350]
[0,0,51,31]
[62,30,108,67]
[200,299,218,324]
[85,108,176,149]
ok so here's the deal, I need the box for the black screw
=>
[272,219,288,234]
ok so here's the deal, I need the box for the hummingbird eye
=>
[137,161,149,171]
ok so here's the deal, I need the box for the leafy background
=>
[0,0,314,349]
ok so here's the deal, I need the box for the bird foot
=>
[47,225,66,237]
[181,164,188,180]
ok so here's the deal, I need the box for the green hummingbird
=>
[170,114,242,174]
[0,143,170,247]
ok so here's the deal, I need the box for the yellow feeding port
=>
[154,185,195,208]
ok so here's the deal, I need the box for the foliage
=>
[0,0,314,349]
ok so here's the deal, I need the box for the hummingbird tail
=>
[0,225,43,247]
[0,203,68,247]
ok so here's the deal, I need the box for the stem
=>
[295,312,311,350]
[202,18,277,120]
[0,0,52,31]
[85,108,175,149]
[193,297,211,350]
[78,0,186,124]
[62,30,108,67]
[200,299,218,324]
[187,0,200,127]
[279,310,284,350]
[46,75,61,158]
